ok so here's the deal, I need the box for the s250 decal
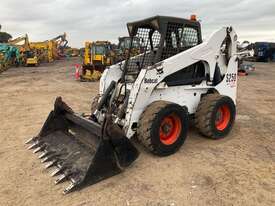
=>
[226,73,237,87]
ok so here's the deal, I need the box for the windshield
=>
[92,45,105,55]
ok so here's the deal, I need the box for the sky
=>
[1,0,275,48]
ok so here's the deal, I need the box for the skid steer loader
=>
[26,15,238,194]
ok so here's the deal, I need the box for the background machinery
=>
[116,36,142,62]
[237,40,256,75]
[29,41,54,63]
[9,34,39,66]
[28,33,68,64]
[81,41,115,81]
[0,26,69,68]
[26,15,238,194]
[253,42,275,62]
[51,32,68,58]
[0,43,20,72]
[0,24,12,43]
[0,25,21,71]
[64,47,80,57]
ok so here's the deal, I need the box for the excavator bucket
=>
[25,97,139,194]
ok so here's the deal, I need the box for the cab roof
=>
[127,15,200,36]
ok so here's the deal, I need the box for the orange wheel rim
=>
[159,113,182,145]
[215,105,231,131]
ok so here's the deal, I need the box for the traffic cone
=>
[75,64,80,80]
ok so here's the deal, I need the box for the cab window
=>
[179,27,199,47]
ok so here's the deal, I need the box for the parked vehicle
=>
[254,42,275,62]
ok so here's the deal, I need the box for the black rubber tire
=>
[195,94,236,139]
[91,94,100,114]
[137,101,188,156]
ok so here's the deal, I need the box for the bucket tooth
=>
[51,167,63,177]
[38,151,50,159]
[41,156,50,163]
[41,153,56,163]
[25,137,37,144]
[33,145,45,154]
[27,141,40,150]
[55,174,67,185]
[63,183,76,194]
[45,160,57,169]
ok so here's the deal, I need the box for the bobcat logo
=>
[144,78,158,84]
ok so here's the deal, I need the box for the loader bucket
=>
[25,97,139,194]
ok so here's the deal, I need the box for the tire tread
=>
[137,101,172,154]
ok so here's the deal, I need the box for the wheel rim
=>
[215,105,231,131]
[159,113,182,145]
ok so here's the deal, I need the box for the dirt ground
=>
[0,58,274,206]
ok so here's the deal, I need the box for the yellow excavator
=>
[51,32,68,58]
[81,41,115,81]
[29,33,68,63]
[29,40,54,63]
[9,34,39,66]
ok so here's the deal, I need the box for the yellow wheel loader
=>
[26,15,238,194]
[24,50,40,66]
[81,41,115,81]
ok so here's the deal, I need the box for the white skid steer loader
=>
[26,15,238,194]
